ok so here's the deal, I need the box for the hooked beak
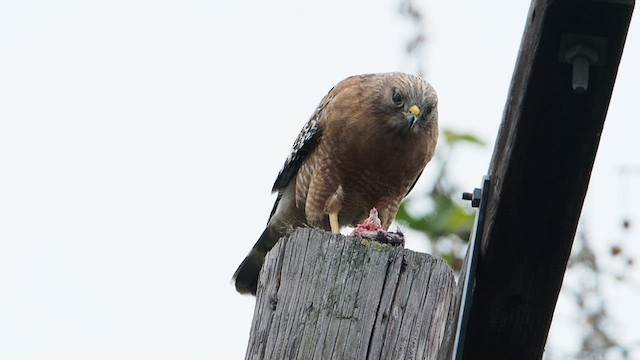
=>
[403,105,421,128]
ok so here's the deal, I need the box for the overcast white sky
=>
[1,1,638,359]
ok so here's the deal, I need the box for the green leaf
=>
[443,129,486,146]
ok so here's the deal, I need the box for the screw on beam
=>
[462,188,482,208]
[564,44,599,93]
[558,34,607,94]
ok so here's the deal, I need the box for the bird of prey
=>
[233,72,439,295]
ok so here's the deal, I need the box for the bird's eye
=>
[392,89,403,105]
[425,106,434,115]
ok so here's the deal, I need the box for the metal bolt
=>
[462,189,482,208]
[564,44,599,94]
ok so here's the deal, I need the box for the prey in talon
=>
[351,208,405,246]
[232,72,439,295]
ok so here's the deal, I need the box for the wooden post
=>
[245,228,456,360]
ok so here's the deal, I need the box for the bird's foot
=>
[351,208,404,246]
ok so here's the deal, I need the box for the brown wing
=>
[266,91,333,221]
[271,87,344,192]
[271,117,322,192]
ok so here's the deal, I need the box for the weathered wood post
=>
[245,228,456,360]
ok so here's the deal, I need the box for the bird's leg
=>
[325,186,344,234]
[329,212,340,233]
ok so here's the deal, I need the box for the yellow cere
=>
[408,105,421,116]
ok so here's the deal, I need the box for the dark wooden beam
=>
[460,0,634,358]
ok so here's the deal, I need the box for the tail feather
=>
[232,226,281,295]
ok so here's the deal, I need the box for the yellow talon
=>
[329,213,340,233]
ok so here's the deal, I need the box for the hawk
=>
[233,72,439,295]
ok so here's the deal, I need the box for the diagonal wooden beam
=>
[454,0,634,358]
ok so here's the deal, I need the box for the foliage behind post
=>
[395,129,485,271]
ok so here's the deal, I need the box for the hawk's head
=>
[372,72,438,136]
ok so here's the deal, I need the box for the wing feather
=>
[271,91,336,192]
